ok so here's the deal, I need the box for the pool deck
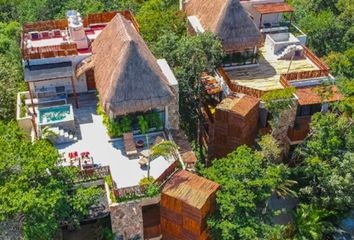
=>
[56,95,174,188]
[225,46,318,91]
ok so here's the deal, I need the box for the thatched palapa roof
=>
[185,0,262,52]
[91,14,175,116]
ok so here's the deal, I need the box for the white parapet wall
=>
[157,59,180,130]
[16,91,33,137]
[265,32,300,54]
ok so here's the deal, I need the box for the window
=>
[296,104,322,116]
[222,50,257,66]
[114,109,165,132]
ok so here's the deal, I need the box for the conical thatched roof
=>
[91,14,175,116]
[185,0,262,52]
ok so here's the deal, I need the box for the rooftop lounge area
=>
[56,95,176,189]
[21,11,139,60]
[225,44,318,92]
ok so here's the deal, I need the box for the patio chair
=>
[154,136,164,145]
[123,132,138,157]
[138,156,148,168]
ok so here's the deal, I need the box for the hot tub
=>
[38,104,75,130]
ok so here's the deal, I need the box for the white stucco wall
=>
[29,74,88,95]
[25,54,91,94]
[241,0,285,28]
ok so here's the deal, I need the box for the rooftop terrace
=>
[56,95,175,189]
[225,45,318,92]
[21,11,139,60]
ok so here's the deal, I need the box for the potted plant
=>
[120,115,132,133]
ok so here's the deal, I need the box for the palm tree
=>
[282,204,332,240]
[273,179,298,199]
[150,141,178,159]
[149,141,178,177]
[40,126,59,142]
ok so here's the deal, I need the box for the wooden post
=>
[31,115,38,140]
[259,14,263,29]
[70,76,79,108]
[28,82,37,117]
[28,82,39,140]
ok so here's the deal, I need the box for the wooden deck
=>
[226,47,317,91]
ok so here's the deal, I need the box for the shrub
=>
[139,176,155,186]
[19,94,27,118]
[105,176,116,203]
[147,111,162,129]
[145,184,160,197]
[120,115,132,133]
[107,120,122,138]
[138,115,149,134]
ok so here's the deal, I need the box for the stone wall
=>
[167,84,180,130]
[0,217,23,240]
[272,102,298,159]
[110,196,160,240]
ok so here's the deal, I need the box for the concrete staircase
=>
[276,44,303,60]
[45,126,77,144]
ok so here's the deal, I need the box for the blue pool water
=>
[38,105,72,124]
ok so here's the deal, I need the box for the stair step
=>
[46,126,78,144]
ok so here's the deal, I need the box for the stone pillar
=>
[167,84,180,130]
[110,202,144,240]
[272,102,298,159]
[110,196,161,240]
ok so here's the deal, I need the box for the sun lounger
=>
[123,132,138,157]
[138,157,148,167]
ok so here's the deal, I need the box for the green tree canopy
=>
[289,0,352,57]
[0,122,102,239]
[292,113,354,214]
[136,0,186,45]
[324,48,354,79]
[297,10,344,56]
[282,204,333,240]
[201,146,292,240]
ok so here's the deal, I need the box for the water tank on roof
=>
[67,10,82,28]
[66,10,88,50]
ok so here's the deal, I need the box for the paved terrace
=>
[225,46,318,91]
[57,95,173,188]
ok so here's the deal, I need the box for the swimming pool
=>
[38,104,74,125]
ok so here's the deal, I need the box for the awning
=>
[24,62,73,82]
[253,3,294,15]
[75,56,94,78]
[296,85,343,105]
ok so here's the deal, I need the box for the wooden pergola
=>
[253,2,294,29]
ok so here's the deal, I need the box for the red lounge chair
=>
[81,152,90,158]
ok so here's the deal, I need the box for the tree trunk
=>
[146,135,150,178]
